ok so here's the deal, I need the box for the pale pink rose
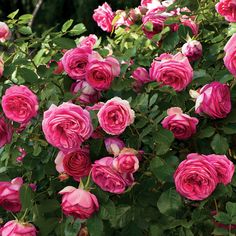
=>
[97,97,135,135]
[195,82,231,119]
[78,34,98,48]
[70,80,101,104]
[55,151,65,173]
[0,57,4,77]
[91,157,134,194]
[0,177,23,212]
[16,147,26,163]
[42,102,93,152]
[2,85,39,123]
[59,187,99,219]
[113,10,134,28]
[0,220,37,236]
[0,116,12,148]
[161,107,199,140]
[0,22,11,43]
[182,40,202,62]
[224,34,236,76]
[205,154,235,185]
[113,148,139,174]
[149,53,193,91]
[104,137,125,157]
[93,2,115,32]
[62,46,92,80]
[180,16,199,36]
[216,0,236,22]
[174,153,219,200]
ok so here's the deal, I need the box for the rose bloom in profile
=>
[0,177,23,212]
[93,2,114,32]
[174,153,219,200]
[0,220,37,236]
[0,116,13,148]
[216,0,236,22]
[224,34,236,76]
[1,85,39,124]
[0,57,4,77]
[42,102,93,152]
[78,34,98,49]
[195,81,231,119]
[150,53,193,91]
[0,22,11,42]
[162,107,199,140]
[104,137,125,157]
[182,39,202,62]
[180,15,199,36]
[97,97,135,135]
[59,186,99,219]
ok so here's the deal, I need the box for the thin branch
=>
[28,0,44,27]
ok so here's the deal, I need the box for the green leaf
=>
[226,202,236,217]
[69,23,86,36]
[214,212,231,225]
[87,214,103,236]
[18,26,32,35]
[144,21,153,31]
[161,31,179,51]
[39,199,60,213]
[52,37,76,49]
[64,217,81,236]
[19,14,33,21]
[20,184,34,211]
[62,19,74,32]
[7,9,19,19]
[197,126,215,138]
[110,206,132,229]
[211,134,229,154]
[99,200,116,220]
[17,68,38,83]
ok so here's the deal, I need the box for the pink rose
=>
[47,60,64,75]
[113,148,139,174]
[216,0,236,22]
[2,85,39,123]
[161,107,199,140]
[0,117,12,148]
[42,102,93,152]
[85,53,120,91]
[91,157,134,194]
[113,10,134,28]
[78,34,98,48]
[174,153,219,200]
[181,39,202,62]
[180,15,199,36]
[97,97,135,135]
[104,137,125,157]
[195,82,231,119]
[62,46,92,80]
[131,67,152,84]
[93,3,114,32]
[205,154,235,185]
[55,151,65,173]
[149,53,193,91]
[0,220,37,236]
[224,34,236,76]
[0,22,11,43]
[0,57,4,77]
[59,187,99,219]
[0,177,23,212]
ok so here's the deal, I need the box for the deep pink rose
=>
[132,67,152,84]
[150,53,193,91]
[0,57,4,77]
[93,2,114,32]
[104,137,125,157]
[174,153,219,200]
[161,107,199,140]
[78,34,98,48]
[195,82,231,119]
[0,22,11,43]
[2,85,39,123]
[224,34,236,76]
[113,148,139,174]
[91,157,134,194]
[180,15,199,36]
[0,117,12,148]
[216,0,236,22]
[97,97,135,135]
[42,102,93,152]
[0,220,37,236]
[0,177,23,212]
[205,154,235,185]
[59,187,99,219]
[62,46,92,80]
[182,39,202,62]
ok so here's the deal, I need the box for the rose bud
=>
[182,39,202,62]
[104,137,125,157]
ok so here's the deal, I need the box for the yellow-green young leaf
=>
[7,9,19,19]
[19,14,33,21]
[62,19,74,32]
[69,23,86,36]
[18,26,32,35]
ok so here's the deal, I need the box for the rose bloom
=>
[62,46,92,80]
[181,39,202,62]
[174,153,219,200]
[85,53,120,91]
[113,148,139,174]
[205,154,235,185]
[180,15,199,36]
[161,107,199,140]
[0,116,13,148]
[149,53,193,91]
[59,186,99,219]
[2,85,39,124]
[104,137,125,157]
[0,22,11,42]
[224,34,236,76]
[0,57,4,77]
[216,0,236,22]
[42,102,93,152]
[91,157,134,194]
[93,2,114,32]
[195,81,231,119]
[97,97,135,135]
[0,177,23,212]
[78,34,98,48]
[0,220,37,236]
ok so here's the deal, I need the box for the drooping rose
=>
[174,153,219,200]
[195,81,231,119]
[97,97,135,135]
[0,22,11,42]
[216,0,236,23]
[0,116,12,148]
[181,39,202,62]
[0,57,4,78]
[93,2,114,32]
[0,177,23,212]
[2,85,39,124]
[161,107,199,140]
[78,34,98,49]
[149,53,193,91]
[42,102,93,152]
[0,220,37,236]
[224,34,236,76]
[104,137,125,157]
[59,187,99,219]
